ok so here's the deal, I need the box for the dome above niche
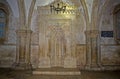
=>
[37,0,79,15]
[35,0,81,8]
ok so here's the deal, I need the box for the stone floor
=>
[0,68,120,79]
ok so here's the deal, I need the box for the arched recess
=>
[113,4,120,43]
[0,3,10,44]
[91,0,110,30]
[49,26,66,67]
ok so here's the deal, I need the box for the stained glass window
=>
[0,9,6,40]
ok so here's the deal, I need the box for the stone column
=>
[13,29,32,70]
[85,30,101,70]
[85,30,91,68]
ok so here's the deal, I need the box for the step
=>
[33,67,81,75]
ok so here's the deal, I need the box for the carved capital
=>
[16,29,32,34]
[85,30,91,35]
[85,30,99,38]
[90,30,99,38]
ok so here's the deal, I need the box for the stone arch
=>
[113,4,120,43]
[79,0,89,30]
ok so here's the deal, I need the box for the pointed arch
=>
[113,4,120,43]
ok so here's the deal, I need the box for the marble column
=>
[13,29,32,70]
[85,30,101,70]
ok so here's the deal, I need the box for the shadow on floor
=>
[0,68,120,79]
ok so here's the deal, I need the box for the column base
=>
[12,62,32,70]
[84,64,103,71]
[38,57,50,68]
[64,56,77,68]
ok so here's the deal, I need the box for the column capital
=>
[16,29,33,37]
[16,29,33,33]
[85,30,99,38]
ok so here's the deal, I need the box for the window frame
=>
[0,3,9,44]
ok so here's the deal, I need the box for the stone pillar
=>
[13,29,32,70]
[85,30,101,70]
[85,31,91,68]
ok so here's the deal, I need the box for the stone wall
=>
[0,0,120,70]
[0,14,19,67]
[99,0,120,69]
[0,45,16,67]
[101,45,120,65]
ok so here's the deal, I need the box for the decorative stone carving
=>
[37,1,81,68]
[49,26,66,67]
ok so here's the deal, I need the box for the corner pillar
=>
[13,29,32,70]
[85,30,101,70]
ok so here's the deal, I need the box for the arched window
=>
[114,4,120,43]
[0,3,9,44]
[0,9,6,43]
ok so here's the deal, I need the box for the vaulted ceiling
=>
[4,0,120,26]
[0,0,119,31]
[5,0,91,17]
